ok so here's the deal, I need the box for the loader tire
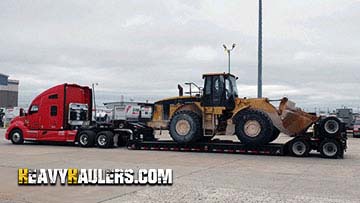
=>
[169,110,202,144]
[96,131,114,148]
[234,109,273,145]
[78,130,95,147]
[269,128,281,143]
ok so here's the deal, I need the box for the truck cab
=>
[5,84,92,143]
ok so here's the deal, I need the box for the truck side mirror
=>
[20,108,25,117]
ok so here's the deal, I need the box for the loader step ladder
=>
[203,107,216,136]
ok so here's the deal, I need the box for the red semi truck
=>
[5,84,92,143]
[5,84,153,148]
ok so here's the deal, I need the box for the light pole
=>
[223,43,236,73]
[258,0,263,98]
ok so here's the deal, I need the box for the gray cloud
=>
[0,0,359,111]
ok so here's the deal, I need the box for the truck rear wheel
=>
[78,130,95,147]
[288,138,310,157]
[234,109,273,145]
[169,110,202,144]
[96,131,114,148]
[10,129,24,144]
[319,139,341,158]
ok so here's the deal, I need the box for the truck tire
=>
[10,129,24,144]
[269,128,280,143]
[234,109,273,145]
[96,131,114,148]
[169,110,202,144]
[319,117,341,137]
[319,139,341,158]
[288,138,310,157]
[78,130,95,147]
[117,132,130,147]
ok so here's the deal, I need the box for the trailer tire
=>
[169,110,202,144]
[234,109,273,145]
[96,131,114,148]
[10,129,24,144]
[319,139,341,159]
[288,138,310,157]
[319,117,341,137]
[78,130,95,147]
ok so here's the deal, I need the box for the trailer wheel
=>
[96,131,114,148]
[10,129,24,144]
[78,131,95,147]
[234,109,273,145]
[319,139,341,158]
[319,117,341,137]
[289,138,310,157]
[169,110,202,144]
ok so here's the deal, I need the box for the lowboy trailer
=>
[127,128,347,159]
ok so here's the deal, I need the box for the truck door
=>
[28,105,40,130]
[38,93,65,141]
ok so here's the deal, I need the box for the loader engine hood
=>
[234,97,319,136]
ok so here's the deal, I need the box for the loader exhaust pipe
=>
[178,84,183,96]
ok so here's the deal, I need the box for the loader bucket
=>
[276,98,319,135]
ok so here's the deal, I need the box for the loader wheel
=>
[319,117,341,137]
[289,138,310,157]
[169,110,202,144]
[10,129,24,144]
[96,131,114,148]
[78,130,95,147]
[234,109,273,145]
[319,139,341,158]
[269,128,281,143]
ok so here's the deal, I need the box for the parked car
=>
[353,118,360,138]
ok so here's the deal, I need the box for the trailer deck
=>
[128,139,286,156]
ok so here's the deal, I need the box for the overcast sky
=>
[0,0,359,111]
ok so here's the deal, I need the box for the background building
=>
[0,73,19,108]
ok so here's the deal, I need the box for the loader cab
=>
[202,73,238,110]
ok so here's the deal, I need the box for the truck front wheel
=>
[10,129,24,144]
[96,131,114,148]
[78,131,95,147]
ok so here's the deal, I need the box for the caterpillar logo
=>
[18,168,172,185]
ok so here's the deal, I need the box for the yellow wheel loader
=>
[147,73,340,146]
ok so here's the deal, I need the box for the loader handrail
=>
[184,82,202,96]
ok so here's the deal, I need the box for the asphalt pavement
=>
[0,128,360,203]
